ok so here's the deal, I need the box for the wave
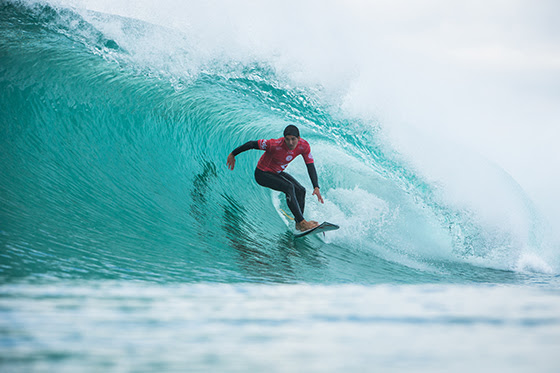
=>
[1,1,557,284]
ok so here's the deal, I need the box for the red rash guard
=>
[256,138,314,173]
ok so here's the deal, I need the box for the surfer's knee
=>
[286,184,297,199]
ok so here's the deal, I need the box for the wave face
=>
[1,1,557,285]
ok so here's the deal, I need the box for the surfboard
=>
[294,222,339,238]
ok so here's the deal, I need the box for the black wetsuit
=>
[231,140,319,223]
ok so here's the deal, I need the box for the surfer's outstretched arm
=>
[227,141,259,170]
[305,162,324,204]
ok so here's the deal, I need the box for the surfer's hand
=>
[313,187,324,204]
[227,153,236,170]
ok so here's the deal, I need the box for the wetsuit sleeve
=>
[302,142,314,164]
[231,141,259,156]
[306,163,319,189]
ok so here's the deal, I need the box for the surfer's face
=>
[285,135,299,150]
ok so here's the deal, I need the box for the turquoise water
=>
[1,1,559,371]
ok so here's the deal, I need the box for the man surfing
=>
[227,125,324,232]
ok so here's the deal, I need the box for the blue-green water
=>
[1,1,559,371]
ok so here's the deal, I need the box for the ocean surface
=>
[1,1,559,372]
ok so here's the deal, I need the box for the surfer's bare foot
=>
[296,220,319,232]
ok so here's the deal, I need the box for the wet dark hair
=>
[283,125,300,138]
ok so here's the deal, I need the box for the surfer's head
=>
[283,125,300,150]
[283,125,300,138]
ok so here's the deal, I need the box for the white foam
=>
[515,252,554,274]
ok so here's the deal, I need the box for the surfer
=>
[227,125,324,232]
